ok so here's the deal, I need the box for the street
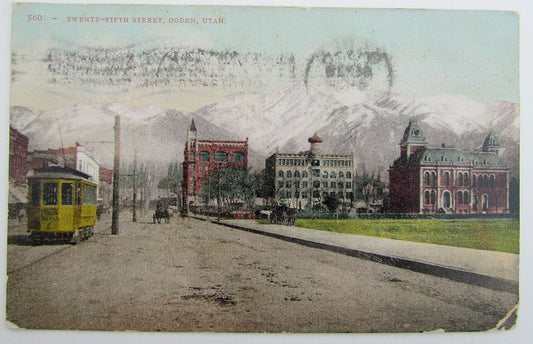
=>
[6,212,518,333]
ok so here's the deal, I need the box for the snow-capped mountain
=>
[10,83,519,178]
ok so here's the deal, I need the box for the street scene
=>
[5,2,522,340]
[6,212,518,332]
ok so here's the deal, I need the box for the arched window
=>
[214,151,228,162]
[464,191,470,205]
[322,171,328,178]
[232,152,245,163]
[489,175,495,186]
[302,171,308,178]
[430,191,436,205]
[483,175,489,187]
[286,181,292,188]
[331,172,337,178]
[425,172,430,186]
[313,180,320,188]
[472,175,477,187]
[339,172,344,178]
[482,195,489,212]
[286,171,292,178]
[458,172,463,186]
[464,173,469,186]
[457,191,463,205]
[346,172,352,179]
[444,172,450,186]
[278,170,284,178]
[424,191,430,205]
[294,171,300,178]
[443,191,451,208]
[200,151,210,161]
[431,172,436,186]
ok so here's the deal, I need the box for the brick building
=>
[181,119,248,210]
[265,133,355,210]
[9,127,29,183]
[389,120,509,214]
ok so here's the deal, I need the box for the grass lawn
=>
[295,219,520,254]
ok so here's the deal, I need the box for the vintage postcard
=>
[3,0,524,341]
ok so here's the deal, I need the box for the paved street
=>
[6,212,518,333]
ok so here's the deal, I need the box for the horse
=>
[153,208,170,224]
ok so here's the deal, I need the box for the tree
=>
[157,162,181,194]
[323,194,341,213]
[200,167,259,211]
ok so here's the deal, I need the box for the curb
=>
[199,218,518,295]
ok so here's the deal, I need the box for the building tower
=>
[400,119,428,159]
[308,132,323,157]
[482,132,501,156]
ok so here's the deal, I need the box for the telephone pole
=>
[132,148,137,222]
[111,115,121,235]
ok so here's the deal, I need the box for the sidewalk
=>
[193,216,519,294]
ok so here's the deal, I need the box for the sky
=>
[9,2,519,111]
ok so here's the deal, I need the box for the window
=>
[464,173,469,186]
[62,183,73,205]
[338,182,344,189]
[322,182,328,188]
[287,171,292,178]
[472,175,477,187]
[346,172,352,179]
[483,175,489,187]
[331,182,336,188]
[424,191,430,205]
[339,172,344,178]
[311,159,320,166]
[425,172,430,186]
[294,181,300,189]
[302,191,308,199]
[457,191,463,205]
[458,172,463,186]
[295,191,300,199]
[346,182,352,189]
[302,171,308,178]
[431,172,436,186]
[278,181,284,189]
[464,191,470,205]
[323,171,329,178]
[313,190,320,198]
[338,192,344,198]
[286,181,292,188]
[232,152,245,163]
[286,191,292,198]
[313,180,320,188]
[331,172,337,178]
[489,175,495,186]
[294,171,300,178]
[214,151,228,162]
[200,151,210,161]
[302,181,308,188]
[444,172,450,186]
[482,195,489,212]
[312,169,320,177]
[430,191,436,205]
[30,181,40,205]
[43,182,58,205]
[189,152,195,162]
[278,170,284,178]
[83,184,97,205]
[443,191,451,208]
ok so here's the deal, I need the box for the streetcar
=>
[26,166,98,243]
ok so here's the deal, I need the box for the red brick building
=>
[182,119,248,210]
[389,120,509,214]
[9,127,29,183]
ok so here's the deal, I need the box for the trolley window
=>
[62,183,74,205]
[83,184,97,205]
[43,182,58,205]
[30,181,40,205]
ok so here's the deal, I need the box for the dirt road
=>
[6,213,518,332]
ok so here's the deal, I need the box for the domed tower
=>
[308,132,323,157]
[400,119,428,159]
[482,131,501,156]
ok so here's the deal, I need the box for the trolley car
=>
[26,166,98,244]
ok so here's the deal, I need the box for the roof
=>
[190,119,197,131]
[392,146,508,169]
[308,132,323,143]
[28,166,93,181]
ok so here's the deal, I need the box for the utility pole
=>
[111,115,120,235]
[132,148,137,222]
